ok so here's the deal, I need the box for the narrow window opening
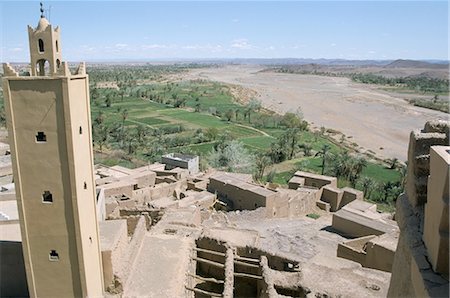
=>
[84,182,87,189]
[49,250,59,261]
[56,40,59,52]
[42,191,53,203]
[38,39,44,52]
[36,60,50,76]
[36,131,47,142]
[56,59,61,69]
[79,126,83,135]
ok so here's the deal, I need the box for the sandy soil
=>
[180,65,448,161]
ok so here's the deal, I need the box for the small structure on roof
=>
[162,153,199,174]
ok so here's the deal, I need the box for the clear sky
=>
[1,1,448,62]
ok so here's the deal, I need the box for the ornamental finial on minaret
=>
[40,2,45,18]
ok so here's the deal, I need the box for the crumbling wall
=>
[337,235,377,266]
[101,180,135,198]
[388,121,449,297]
[100,220,128,292]
[265,193,289,218]
[208,176,276,211]
[122,216,146,282]
[292,171,337,189]
[146,179,187,202]
[338,234,396,273]
[126,171,156,189]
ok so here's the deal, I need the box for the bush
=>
[306,213,320,219]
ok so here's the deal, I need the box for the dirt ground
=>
[180,65,448,161]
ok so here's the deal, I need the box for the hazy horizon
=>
[1,1,448,62]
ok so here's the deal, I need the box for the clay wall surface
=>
[147,179,187,202]
[337,234,396,273]
[131,188,149,205]
[320,185,343,212]
[337,235,376,267]
[208,176,276,211]
[265,193,289,218]
[365,235,397,272]
[101,180,136,198]
[339,187,363,210]
[123,217,146,280]
[293,171,337,189]
[99,219,128,289]
[287,189,318,217]
[125,171,156,189]
[178,191,215,209]
[287,176,305,190]
[332,208,398,238]
[405,129,447,207]
[422,146,449,276]
[388,121,449,298]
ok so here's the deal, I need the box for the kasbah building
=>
[0,5,448,298]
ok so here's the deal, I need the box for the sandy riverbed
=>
[180,65,448,161]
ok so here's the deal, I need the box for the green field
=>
[89,77,402,212]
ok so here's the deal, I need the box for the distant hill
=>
[385,59,449,69]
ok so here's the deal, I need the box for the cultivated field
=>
[181,65,448,161]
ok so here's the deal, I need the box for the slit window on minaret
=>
[79,126,83,135]
[56,40,59,52]
[49,250,59,261]
[36,131,47,142]
[42,191,53,203]
[38,39,44,52]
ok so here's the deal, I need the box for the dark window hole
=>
[49,250,59,261]
[36,131,47,142]
[42,191,53,203]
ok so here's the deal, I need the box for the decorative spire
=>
[40,2,44,18]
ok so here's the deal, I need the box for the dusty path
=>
[181,65,448,161]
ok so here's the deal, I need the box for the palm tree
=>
[254,153,271,181]
[381,181,395,202]
[360,176,376,199]
[120,109,128,147]
[349,156,367,186]
[94,125,109,153]
[315,144,331,175]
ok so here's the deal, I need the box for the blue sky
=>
[1,1,448,62]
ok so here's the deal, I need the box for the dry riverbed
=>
[179,65,447,161]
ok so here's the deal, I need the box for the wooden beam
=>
[233,260,260,268]
[235,255,260,264]
[194,257,225,268]
[194,247,226,257]
[234,272,263,280]
[185,286,223,297]
[187,272,224,284]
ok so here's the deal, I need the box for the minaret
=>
[1,4,104,297]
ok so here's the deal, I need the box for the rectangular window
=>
[36,132,47,142]
[42,191,53,203]
[49,250,59,261]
